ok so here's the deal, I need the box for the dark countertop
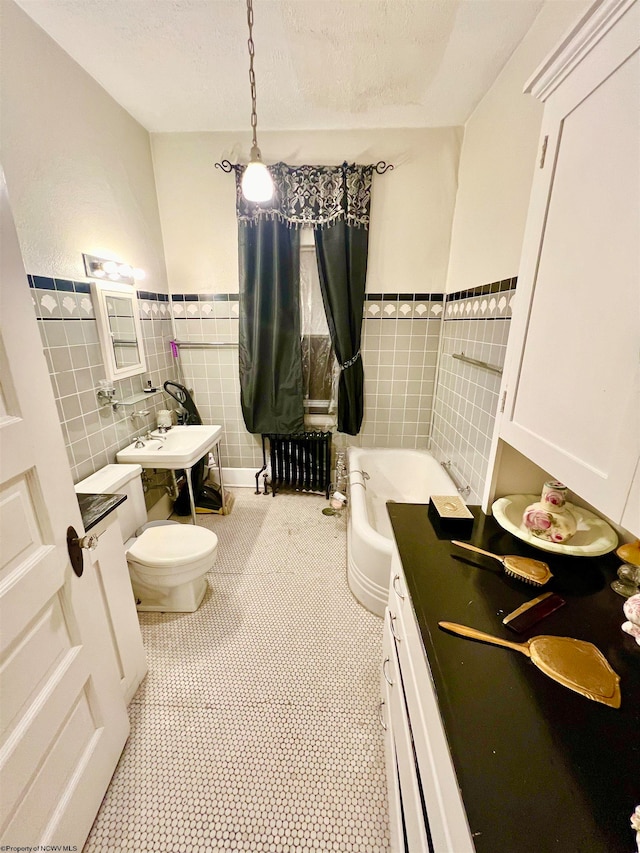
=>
[387,503,639,853]
[76,492,126,531]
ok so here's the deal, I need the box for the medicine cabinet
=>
[91,282,147,382]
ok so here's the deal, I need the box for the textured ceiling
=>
[14,0,546,132]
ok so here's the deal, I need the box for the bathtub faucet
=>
[349,469,370,489]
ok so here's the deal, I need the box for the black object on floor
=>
[163,381,213,514]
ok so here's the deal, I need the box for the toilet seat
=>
[127,524,218,569]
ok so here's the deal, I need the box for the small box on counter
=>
[428,495,474,538]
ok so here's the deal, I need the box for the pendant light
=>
[241,0,274,202]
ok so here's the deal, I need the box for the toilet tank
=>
[74,464,148,541]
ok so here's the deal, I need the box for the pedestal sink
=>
[116,425,223,469]
[116,425,224,523]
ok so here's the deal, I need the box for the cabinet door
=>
[388,552,475,853]
[500,2,639,523]
[380,611,404,853]
[382,609,430,853]
[86,519,147,704]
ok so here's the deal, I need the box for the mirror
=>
[91,282,147,382]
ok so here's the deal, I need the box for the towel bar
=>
[452,352,502,375]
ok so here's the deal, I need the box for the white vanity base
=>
[381,545,475,853]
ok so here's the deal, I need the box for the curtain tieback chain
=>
[340,351,361,370]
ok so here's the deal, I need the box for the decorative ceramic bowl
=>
[492,494,618,557]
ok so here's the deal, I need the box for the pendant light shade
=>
[241,145,273,203]
[241,0,274,203]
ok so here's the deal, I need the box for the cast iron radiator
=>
[256,433,332,498]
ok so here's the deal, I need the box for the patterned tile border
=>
[138,297,171,319]
[29,274,91,294]
[365,292,445,301]
[32,287,95,320]
[170,291,446,321]
[136,290,169,303]
[171,296,240,319]
[446,277,516,301]
[29,279,517,323]
[444,278,517,321]
[444,291,516,321]
[171,293,239,301]
[30,276,173,320]
[364,292,444,320]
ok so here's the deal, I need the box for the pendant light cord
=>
[246,0,259,153]
[238,0,273,200]
[216,0,396,180]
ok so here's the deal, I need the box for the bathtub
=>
[346,447,459,617]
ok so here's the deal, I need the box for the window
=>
[300,238,337,415]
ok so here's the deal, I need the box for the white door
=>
[0,172,129,846]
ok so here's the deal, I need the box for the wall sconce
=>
[83,253,145,285]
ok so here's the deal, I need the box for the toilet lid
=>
[127,524,218,568]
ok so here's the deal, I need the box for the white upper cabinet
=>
[497,0,639,526]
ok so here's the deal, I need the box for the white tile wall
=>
[430,283,516,503]
[358,296,443,449]
[33,276,516,504]
[173,294,446,466]
[31,278,177,491]
[172,303,264,469]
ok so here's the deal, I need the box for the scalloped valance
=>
[234,162,375,229]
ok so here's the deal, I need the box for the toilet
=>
[75,464,218,612]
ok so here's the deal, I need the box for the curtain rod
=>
[214,160,394,175]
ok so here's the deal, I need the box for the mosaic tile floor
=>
[84,490,389,853]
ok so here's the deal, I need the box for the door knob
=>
[66,526,99,577]
[76,534,99,550]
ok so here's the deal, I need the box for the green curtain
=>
[238,219,304,434]
[314,221,368,435]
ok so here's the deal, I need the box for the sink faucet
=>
[133,432,167,449]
